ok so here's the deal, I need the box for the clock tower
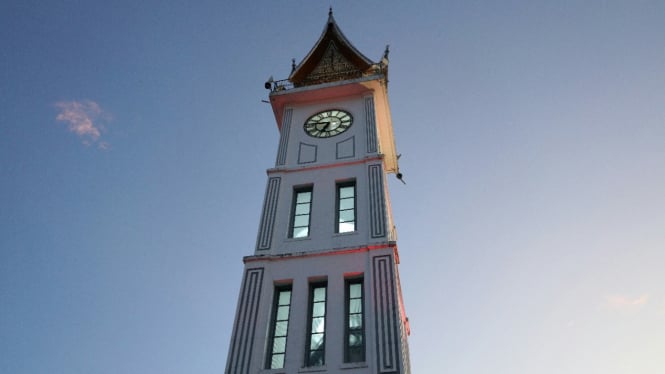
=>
[225,10,411,374]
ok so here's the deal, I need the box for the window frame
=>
[305,282,327,367]
[336,181,356,233]
[344,277,365,363]
[289,186,313,238]
[266,285,293,369]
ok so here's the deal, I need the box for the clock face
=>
[304,109,353,138]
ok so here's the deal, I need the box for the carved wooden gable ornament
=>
[290,10,376,87]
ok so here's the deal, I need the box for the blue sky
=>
[2,1,664,373]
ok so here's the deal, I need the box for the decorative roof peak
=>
[288,9,383,87]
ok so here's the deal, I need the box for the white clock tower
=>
[225,10,411,374]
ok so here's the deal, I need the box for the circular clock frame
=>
[304,109,353,138]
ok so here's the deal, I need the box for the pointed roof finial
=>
[328,7,334,22]
[383,45,390,60]
[291,58,296,73]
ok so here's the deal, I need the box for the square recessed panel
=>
[336,136,355,159]
[298,143,317,164]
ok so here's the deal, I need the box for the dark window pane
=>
[296,204,311,215]
[292,189,312,239]
[339,210,354,223]
[296,191,311,203]
[268,286,292,370]
[349,314,362,329]
[310,333,324,350]
[278,291,291,305]
[339,186,354,198]
[348,347,364,363]
[349,284,361,298]
[313,287,326,302]
[307,284,327,367]
[292,227,308,238]
[293,215,310,227]
[311,317,325,333]
[270,353,285,369]
[312,302,325,317]
[349,332,363,347]
[272,337,286,353]
[295,203,310,215]
[308,350,324,366]
[345,278,364,364]
[339,198,354,210]
[276,305,290,320]
[349,299,362,313]
[274,321,288,336]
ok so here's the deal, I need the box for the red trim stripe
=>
[267,155,383,175]
[244,243,396,263]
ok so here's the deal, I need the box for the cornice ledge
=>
[244,242,396,263]
[266,154,385,175]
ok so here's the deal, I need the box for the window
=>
[305,283,327,367]
[266,286,292,369]
[290,187,313,238]
[337,182,356,233]
[345,279,365,362]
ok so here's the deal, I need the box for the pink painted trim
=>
[267,155,383,175]
[244,243,396,264]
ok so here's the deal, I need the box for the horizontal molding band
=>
[266,155,384,175]
[243,242,397,264]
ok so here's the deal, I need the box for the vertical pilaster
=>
[365,96,377,154]
[372,255,401,373]
[226,268,264,374]
[256,177,281,250]
[368,164,387,238]
[276,108,293,166]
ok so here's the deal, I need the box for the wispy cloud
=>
[606,293,650,308]
[54,100,111,149]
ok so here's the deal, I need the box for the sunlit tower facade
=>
[225,10,411,374]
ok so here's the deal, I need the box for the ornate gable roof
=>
[289,9,377,87]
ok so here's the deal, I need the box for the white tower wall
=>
[225,11,411,374]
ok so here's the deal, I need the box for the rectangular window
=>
[305,283,327,367]
[290,187,313,238]
[266,286,292,369]
[345,278,365,362]
[337,182,356,233]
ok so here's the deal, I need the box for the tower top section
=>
[266,9,392,132]
[267,9,389,92]
[289,8,388,87]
